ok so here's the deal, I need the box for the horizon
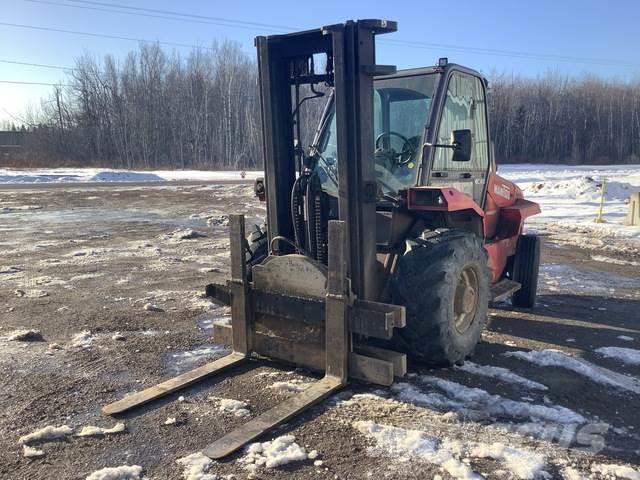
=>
[2,0,640,123]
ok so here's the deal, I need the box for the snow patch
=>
[76,422,126,437]
[591,255,640,267]
[176,452,217,480]
[353,421,482,480]
[19,425,73,444]
[595,346,640,365]
[457,361,548,391]
[591,463,640,480]
[392,377,585,424]
[71,330,96,348]
[212,397,250,417]
[617,335,635,342]
[240,434,309,470]
[468,442,546,479]
[504,349,640,394]
[269,380,310,393]
[85,465,143,480]
[23,445,45,458]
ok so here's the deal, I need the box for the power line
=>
[25,0,288,33]
[0,59,73,70]
[0,21,215,51]
[21,0,640,68]
[0,80,72,87]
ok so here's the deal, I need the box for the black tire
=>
[245,224,268,278]
[391,230,490,365]
[511,234,540,308]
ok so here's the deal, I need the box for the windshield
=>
[314,73,437,196]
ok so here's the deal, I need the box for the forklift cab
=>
[313,63,492,208]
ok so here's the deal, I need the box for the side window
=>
[433,73,489,171]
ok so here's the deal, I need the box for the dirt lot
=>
[1,183,639,480]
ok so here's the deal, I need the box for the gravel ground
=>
[0,183,638,480]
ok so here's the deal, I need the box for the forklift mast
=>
[256,19,397,301]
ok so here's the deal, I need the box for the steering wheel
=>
[375,131,415,165]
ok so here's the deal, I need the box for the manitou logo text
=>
[493,183,511,200]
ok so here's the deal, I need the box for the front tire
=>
[511,234,540,308]
[391,230,490,365]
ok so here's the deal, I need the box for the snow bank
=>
[595,346,640,366]
[240,435,309,470]
[456,361,548,391]
[85,465,143,480]
[176,452,217,480]
[499,164,640,242]
[0,167,262,184]
[591,463,640,480]
[19,425,73,444]
[504,349,640,394]
[76,422,126,437]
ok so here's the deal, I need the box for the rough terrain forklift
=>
[103,19,540,459]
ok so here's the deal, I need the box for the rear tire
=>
[391,230,490,365]
[511,234,540,308]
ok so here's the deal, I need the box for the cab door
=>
[429,72,490,206]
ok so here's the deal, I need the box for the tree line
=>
[11,42,640,168]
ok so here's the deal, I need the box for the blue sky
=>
[2,0,640,123]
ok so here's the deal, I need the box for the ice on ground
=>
[7,329,43,341]
[269,380,310,393]
[166,344,230,374]
[76,422,126,437]
[211,397,250,417]
[240,434,309,470]
[85,465,143,480]
[539,263,640,296]
[19,425,73,444]
[504,349,640,394]
[468,442,546,479]
[353,421,482,480]
[591,463,640,480]
[456,361,548,391]
[393,377,585,424]
[23,445,45,458]
[591,255,640,267]
[176,452,217,480]
[71,330,96,348]
[595,346,640,366]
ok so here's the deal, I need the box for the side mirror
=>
[451,129,472,162]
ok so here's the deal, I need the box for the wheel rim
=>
[453,266,479,334]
